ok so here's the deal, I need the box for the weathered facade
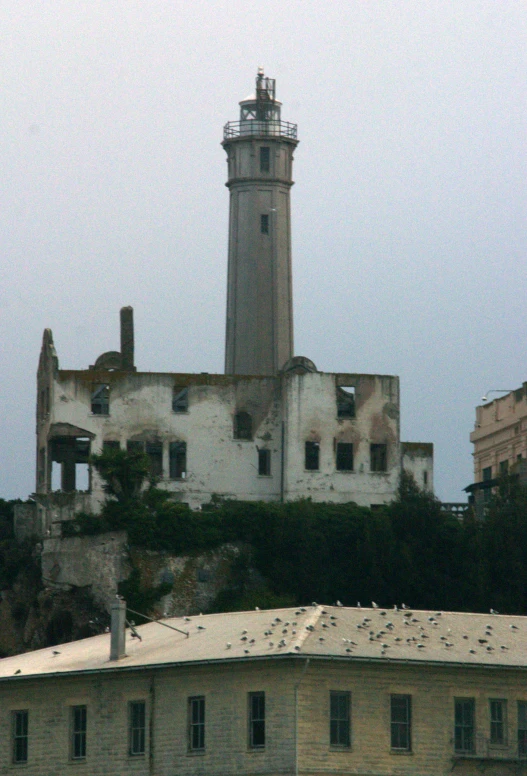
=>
[1,604,526,775]
[19,70,433,539]
[467,384,527,511]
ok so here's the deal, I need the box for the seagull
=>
[401,603,408,609]
[52,650,61,656]
[336,600,343,607]
[372,601,379,608]
[197,625,206,631]
[356,601,361,607]
[490,608,499,614]
[14,669,21,674]
[311,602,318,607]
[226,643,231,649]
[255,607,260,610]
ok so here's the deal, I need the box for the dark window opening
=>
[305,441,320,470]
[71,705,87,760]
[38,447,46,488]
[455,698,475,754]
[91,383,109,415]
[249,692,265,749]
[129,701,146,756]
[482,466,492,481]
[172,386,189,413]
[330,691,350,747]
[170,441,187,479]
[260,146,270,172]
[103,440,120,451]
[260,214,269,234]
[234,412,253,440]
[258,449,271,476]
[518,701,527,756]
[423,470,428,486]
[337,386,355,418]
[127,440,144,454]
[370,443,387,472]
[336,442,353,471]
[499,460,509,475]
[490,699,506,745]
[12,710,28,764]
[391,695,411,751]
[189,696,205,751]
[146,441,163,477]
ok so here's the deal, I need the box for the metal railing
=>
[223,120,298,140]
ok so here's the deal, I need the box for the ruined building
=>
[20,71,433,539]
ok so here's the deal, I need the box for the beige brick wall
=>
[1,658,526,775]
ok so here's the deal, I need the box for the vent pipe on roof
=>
[110,598,127,660]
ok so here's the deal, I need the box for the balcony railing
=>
[223,120,298,141]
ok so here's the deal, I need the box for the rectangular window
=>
[91,383,109,415]
[455,698,475,754]
[490,699,506,745]
[305,441,320,471]
[258,449,271,476]
[330,691,351,748]
[103,440,120,451]
[12,710,28,764]
[336,386,355,418]
[172,386,189,413]
[370,443,387,472]
[260,214,269,234]
[188,696,205,751]
[145,441,163,477]
[248,692,265,749]
[234,412,252,440]
[260,146,270,172]
[518,701,527,756]
[482,466,492,481]
[71,705,87,760]
[499,460,509,475]
[336,442,353,471]
[169,441,187,479]
[391,694,411,751]
[129,701,146,756]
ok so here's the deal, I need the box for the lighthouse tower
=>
[223,69,299,375]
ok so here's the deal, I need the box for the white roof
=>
[1,605,526,681]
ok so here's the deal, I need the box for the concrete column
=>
[120,306,135,371]
[110,599,126,660]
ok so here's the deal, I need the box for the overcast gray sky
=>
[1,1,525,502]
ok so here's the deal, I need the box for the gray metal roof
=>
[1,605,527,681]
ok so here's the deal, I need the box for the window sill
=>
[336,470,354,474]
[172,411,189,415]
[186,749,205,756]
[330,746,352,752]
[128,753,146,758]
[391,749,413,755]
[248,747,265,753]
[257,475,273,478]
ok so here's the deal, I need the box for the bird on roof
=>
[226,643,231,649]
[357,601,361,607]
[401,603,408,609]
[52,650,61,656]
[14,669,21,674]
[490,608,499,614]
[372,601,379,608]
[336,600,343,607]
[312,602,318,606]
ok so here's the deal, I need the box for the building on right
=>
[466,383,527,513]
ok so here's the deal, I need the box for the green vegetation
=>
[62,450,527,616]
[0,499,39,590]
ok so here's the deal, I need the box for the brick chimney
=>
[120,306,135,371]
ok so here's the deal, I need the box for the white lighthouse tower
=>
[223,69,299,375]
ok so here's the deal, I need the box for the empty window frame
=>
[12,710,28,764]
[330,691,351,748]
[234,412,253,440]
[305,441,320,470]
[170,441,187,479]
[91,383,109,415]
[454,698,475,754]
[188,696,205,751]
[260,146,270,172]
[71,705,87,760]
[370,443,387,472]
[518,701,527,756]
[336,386,355,418]
[260,214,269,234]
[172,386,189,413]
[499,460,509,475]
[490,699,507,745]
[248,692,265,749]
[145,441,163,477]
[336,442,353,471]
[391,694,411,751]
[103,440,120,451]
[258,448,271,476]
[482,466,492,481]
[129,701,146,756]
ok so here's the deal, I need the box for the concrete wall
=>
[1,657,525,775]
[402,442,434,493]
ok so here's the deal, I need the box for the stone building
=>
[19,71,433,539]
[466,384,527,511]
[1,603,526,775]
